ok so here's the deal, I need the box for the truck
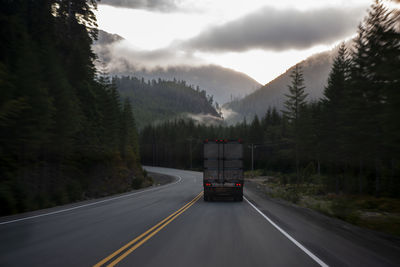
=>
[203,139,244,201]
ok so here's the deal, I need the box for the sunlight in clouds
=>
[96,0,370,84]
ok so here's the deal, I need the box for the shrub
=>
[330,198,360,223]
[132,177,143,189]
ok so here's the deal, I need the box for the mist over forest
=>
[141,2,400,201]
[93,30,261,105]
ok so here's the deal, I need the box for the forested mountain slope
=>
[93,30,261,104]
[127,65,261,105]
[225,50,334,122]
[114,76,221,128]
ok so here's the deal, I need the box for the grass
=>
[247,171,400,237]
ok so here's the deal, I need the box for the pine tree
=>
[322,43,351,193]
[282,64,308,182]
[120,98,139,166]
[249,115,262,143]
[349,0,399,195]
[379,2,400,196]
[283,65,308,123]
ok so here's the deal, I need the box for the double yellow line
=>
[93,191,203,267]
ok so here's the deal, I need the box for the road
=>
[0,167,399,266]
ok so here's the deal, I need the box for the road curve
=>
[0,167,398,266]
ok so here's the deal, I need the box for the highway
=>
[0,167,399,266]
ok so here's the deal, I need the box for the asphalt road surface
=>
[0,167,399,266]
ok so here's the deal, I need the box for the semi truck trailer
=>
[203,139,244,201]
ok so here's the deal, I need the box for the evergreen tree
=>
[322,43,351,192]
[120,98,139,166]
[283,64,308,123]
[249,115,262,143]
[282,64,308,182]
[349,0,399,195]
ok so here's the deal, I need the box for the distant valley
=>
[93,30,261,105]
[94,30,341,126]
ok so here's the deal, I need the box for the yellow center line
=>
[93,191,203,267]
[107,193,203,267]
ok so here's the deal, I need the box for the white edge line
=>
[0,175,182,225]
[244,197,329,267]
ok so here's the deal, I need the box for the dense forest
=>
[114,76,221,128]
[140,2,400,197]
[0,1,146,215]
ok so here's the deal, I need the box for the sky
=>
[95,0,372,84]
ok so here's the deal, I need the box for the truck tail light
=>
[205,183,212,187]
[235,183,242,187]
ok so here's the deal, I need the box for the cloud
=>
[99,0,180,12]
[93,39,204,72]
[183,6,365,52]
[184,113,223,126]
[220,107,239,121]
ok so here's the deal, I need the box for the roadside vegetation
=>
[245,170,400,236]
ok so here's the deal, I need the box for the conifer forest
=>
[0,1,145,215]
[140,2,400,198]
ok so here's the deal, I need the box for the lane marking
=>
[244,197,329,267]
[0,176,182,225]
[94,191,202,267]
[94,191,203,267]
[107,193,202,267]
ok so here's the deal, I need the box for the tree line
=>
[140,1,400,197]
[0,1,144,215]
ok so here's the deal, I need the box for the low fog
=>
[93,38,204,72]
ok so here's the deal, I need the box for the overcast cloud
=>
[93,39,203,72]
[100,0,180,12]
[183,6,365,52]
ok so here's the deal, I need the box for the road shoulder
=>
[0,172,178,224]
[244,180,400,267]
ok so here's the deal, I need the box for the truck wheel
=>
[238,195,243,202]
[204,194,209,201]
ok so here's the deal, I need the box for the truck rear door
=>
[203,140,243,184]
[223,141,243,183]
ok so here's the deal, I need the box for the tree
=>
[282,64,308,182]
[321,43,351,193]
[283,64,308,123]
[348,0,399,195]
[120,98,139,166]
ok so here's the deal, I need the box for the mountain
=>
[114,76,221,128]
[95,30,124,45]
[124,65,261,105]
[224,50,336,123]
[93,30,261,104]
